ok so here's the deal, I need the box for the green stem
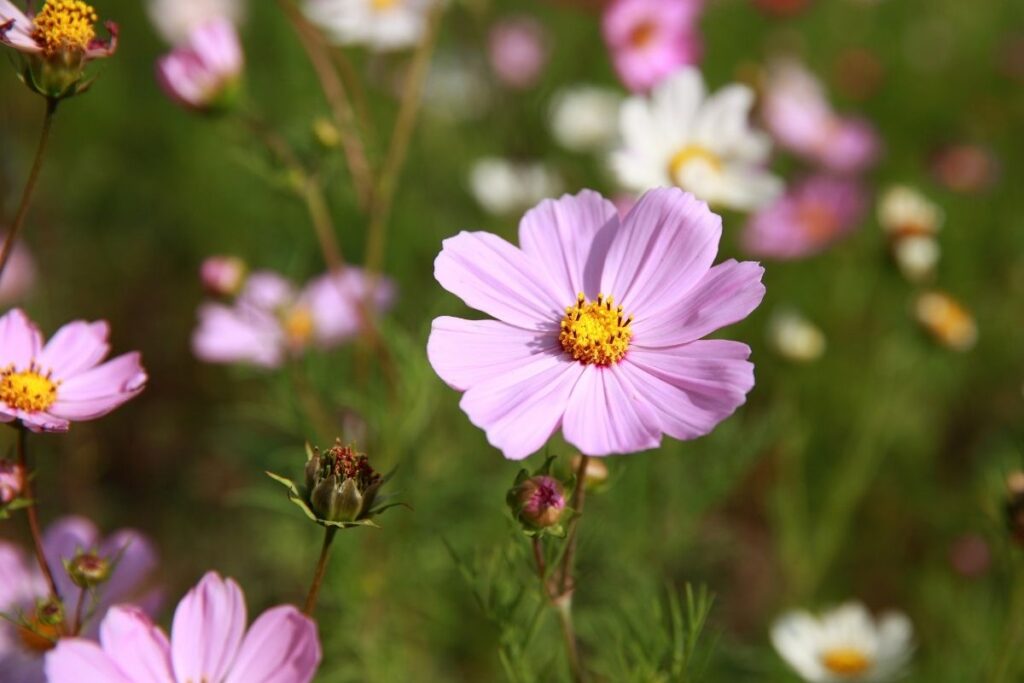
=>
[991,558,1024,683]
[554,596,585,683]
[303,526,338,616]
[71,587,87,636]
[0,98,57,283]
[15,425,60,601]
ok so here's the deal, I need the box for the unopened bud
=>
[200,256,247,297]
[509,475,566,529]
[307,440,382,523]
[19,598,64,653]
[0,459,26,505]
[66,551,112,588]
[313,117,341,149]
[914,291,977,352]
[1007,471,1024,547]
[571,454,609,489]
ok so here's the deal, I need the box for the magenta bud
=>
[66,551,112,588]
[200,255,247,297]
[511,475,566,530]
[0,459,26,505]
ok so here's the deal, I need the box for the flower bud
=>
[200,255,247,297]
[306,440,382,523]
[0,459,26,505]
[19,598,64,653]
[571,454,609,489]
[156,18,243,114]
[1006,471,1024,547]
[914,291,977,352]
[65,551,112,588]
[509,475,566,530]
[313,117,341,149]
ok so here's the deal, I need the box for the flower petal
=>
[224,606,321,683]
[14,409,70,432]
[434,231,563,329]
[633,259,765,347]
[561,365,661,456]
[98,606,174,683]
[620,341,754,441]
[459,353,584,460]
[770,611,828,682]
[98,530,159,610]
[48,352,147,421]
[171,572,247,683]
[192,302,285,368]
[45,639,132,683]
[601,188,721,321]
[427,316,560,391]
[518,190,620,301]
[36,320,110,378]
[0,308,42,369]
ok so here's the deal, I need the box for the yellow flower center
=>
[371,0,399,10]
[0,366,59,413]
[283,307,315,347]
[629,20,657,48]
[798,201,839,243]
[668,145,722,183]
[820,647,872,676]
[31,0,98,55]
[559,293,632,366]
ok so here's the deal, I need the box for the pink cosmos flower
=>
[156,18,243,112]
[192,268,395,368]
[0,516,159,683]
[427,188,764,460]
[488,16,549,90]
[45,571,321,683]
[0,235,36,306]
[0,0,117,59]
[742,175,866,260]
[762,59,881,174]
[602,0,702,93]
[0,309,147,433]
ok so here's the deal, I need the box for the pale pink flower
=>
[0,516,159,683]
[0,309,147,433]
[157,18,243,112]
[762,59,881,173]
[742,175,866,260]
[199,255,246,297]
[45,571,321,683]
[0,235,36,306]
[488,16,549,90]
[427,188,764,460]
[602,0,702,93]
[192,268,395,368]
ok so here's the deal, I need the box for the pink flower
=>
[0,309,147,433]
[0,235,36,306]
[0,516,159,682]
[742,175,866,260]
[0,458,25,504]
[762,59,881,173]
[488,16,549,90]
[45,571,321,683]
[200,255,247,297]
[0,0,117,59]
[157,18,243,112]
[427,188,764,460]
[602,0,702,93]
[192,268,395,368]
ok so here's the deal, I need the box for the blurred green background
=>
[2,0,1024,680]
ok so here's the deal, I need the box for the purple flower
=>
[45,571,321,683]
[762,59,881,174]
[0,309,147,433]
[156,18,243,112]
[742,175,867,260]
[427,188,764,460]
[488,16,549,90]
[0,516,159,683]
[602,0,702,93]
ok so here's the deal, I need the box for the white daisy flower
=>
[304,0,433,51]
[549,85,623,152]
[877,185,943,238]
[771,602,914,682]
[468,157,563,216]
[610,67,782,211]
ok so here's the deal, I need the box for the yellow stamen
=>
[32,0,97,55]
[371,0,399,10]
[559,293,632,366]
[668,145,722,183]
[0,365,58,413]
[820,647,872,676]
[283,307,315,347]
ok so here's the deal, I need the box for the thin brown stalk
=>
[15,426,60,601]
[303,526,338,616]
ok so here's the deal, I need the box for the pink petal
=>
[224,606,321,683]
[600,188,721,322]
[561,365,661,456]
[99,606,174,683]
[171,572,247,683]
[98,530,159,611]
[459,354,584,460]
[13,409,70,432]
[622,340,754,440]
[192,302,284,368]
[49,352,147,421]
[434,231,563,328]
[0,308,43,369]
[427,316,560,391]
[45,639,132,683]
[633,259,765,347]
[517,190,620,302]
[36,320,110,378]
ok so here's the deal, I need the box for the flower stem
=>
[303,526,338,616]
[71,587,87,636]
[15,425,60,601]
[554,596,585,683]
[0,98,57,284]
[991,556,1024,683]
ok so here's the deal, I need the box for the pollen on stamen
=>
[0,363,60,413]
[32,0,98,55]
[559,292,633,366]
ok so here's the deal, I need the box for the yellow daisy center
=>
[283,307,315,347]
[32,0,98,55]
[669,145,722,182]
[371,0,399,11]
[0,366,59,413]
[559,293,632,366]
[821,647,872,676]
